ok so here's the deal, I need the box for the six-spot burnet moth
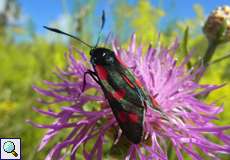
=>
[44,11,165,144]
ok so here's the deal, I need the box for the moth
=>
[44,11,163,144]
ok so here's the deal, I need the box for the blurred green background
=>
[0,0,229,159]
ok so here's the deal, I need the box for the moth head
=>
[90,48,115,65]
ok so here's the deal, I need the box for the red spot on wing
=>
[113,89,126,101]
[135,79,143,88]
[118,111,127,122]
[116,56,127,67]
[122,75,135,89]
[128,113,139,123]
[95,65,108,80]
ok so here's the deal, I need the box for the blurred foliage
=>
[0,0,229,159]
[114,0,165,43]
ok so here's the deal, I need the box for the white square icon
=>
[0,138,21,160]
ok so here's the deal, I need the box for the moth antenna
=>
[43,26,93,48]
[95,10,105,47]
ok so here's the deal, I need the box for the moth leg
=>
[82,70,100,92]
[114,128,122,144]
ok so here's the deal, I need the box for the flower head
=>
[203,5,230,42]
[31,34,230,160]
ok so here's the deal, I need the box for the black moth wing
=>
[104,89,144,144]
[92,51,149,144]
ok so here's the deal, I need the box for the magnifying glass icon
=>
[3,141,18,157]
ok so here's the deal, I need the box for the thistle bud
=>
[203,5,230,42]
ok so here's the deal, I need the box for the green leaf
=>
[182,26,189,55]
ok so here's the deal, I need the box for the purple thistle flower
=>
[31,34,230,160]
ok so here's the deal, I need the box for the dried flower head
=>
[31,35,230,160]
[203,5,230,42]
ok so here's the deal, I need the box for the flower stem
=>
[203,41,218,67]
[167,140,176,160]
[195,40,219,82]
